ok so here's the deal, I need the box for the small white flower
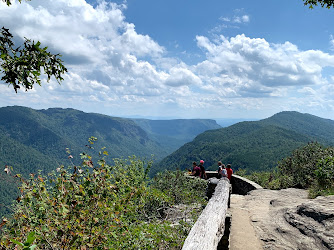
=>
[4,166,9,174]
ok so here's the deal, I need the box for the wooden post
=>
[182,178,231,250]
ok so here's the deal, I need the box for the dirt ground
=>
[229,194,263,250]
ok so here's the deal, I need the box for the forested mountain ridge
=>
[153,111,334,175]
[0,106,221,170]
[258,111,334,145]
[0,106,166,216]
[0,106,165,170]
[0,106,220,216]
[132,118,221,153]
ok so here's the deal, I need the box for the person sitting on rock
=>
[199,160,207,179]
[218,161,227,178]
[217,161,222,178]
[190,161,201,177]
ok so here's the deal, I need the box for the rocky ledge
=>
[235,188,334,250]
[284,195,334,249]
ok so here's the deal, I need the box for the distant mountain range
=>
[0,106,221,172]
[153,111,334,175]
[132,118,221,154]
[215,118,258,127]
[2,106,334,216]
[0,106,220,216]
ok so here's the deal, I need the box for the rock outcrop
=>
[232,188,334,249]
[284,195,334,249]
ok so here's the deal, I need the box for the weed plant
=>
[0,138,207,249]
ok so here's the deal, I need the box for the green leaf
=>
[25,231,36,245]
[111,232,118,239]
[9,239,24,246]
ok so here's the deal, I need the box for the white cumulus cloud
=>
[165,66,202,87]
[194,34,334,99]
[1,0,334,119]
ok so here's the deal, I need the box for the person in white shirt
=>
[218,161,227,178]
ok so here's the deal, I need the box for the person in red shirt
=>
[226,164,233,180]
[198,160,207,179]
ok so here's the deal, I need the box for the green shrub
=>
[309,154,334,198]
[315,155,334,189]
[151,170,207,205]
[239,142,334,198]
[0,138,206,249]
[276,142,326,189]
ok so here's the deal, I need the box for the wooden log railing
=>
[182,178,231,250]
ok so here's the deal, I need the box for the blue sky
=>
[1,0,334,120]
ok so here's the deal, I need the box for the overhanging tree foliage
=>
[1,0,67,93]
[0,27,67,93]
[303,0,334,8]
[2,0,30,5]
